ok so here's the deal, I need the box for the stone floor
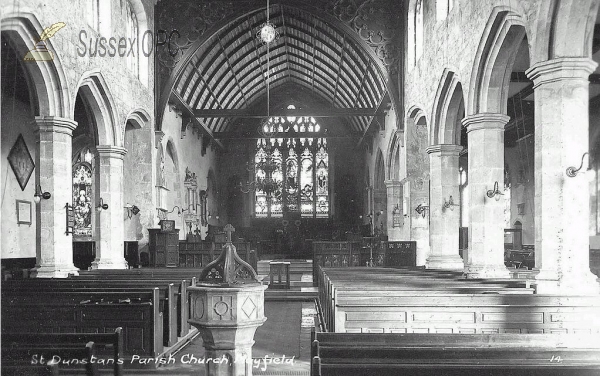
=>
[144,301,313,376]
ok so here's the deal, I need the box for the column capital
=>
[426,144,463,155]
[34,116,78,136]
[384,179,402,188]
[526,57,597,88]
[96,145,127,159]
[462,113,510,133]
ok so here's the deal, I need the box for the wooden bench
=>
[316,266,600,334]
[3,341,97,376]
[311,332,600,376]
[1,362,59,375]
[3,276,197,344]
[2,289,163,358]
[3,328,123,376]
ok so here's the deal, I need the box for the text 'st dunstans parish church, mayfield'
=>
[2,0,600,375]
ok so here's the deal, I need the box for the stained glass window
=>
[254,112,329,218]
[73,149,94,236]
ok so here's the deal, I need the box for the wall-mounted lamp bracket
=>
[486,181,504,201]
[566,152,589,177]
[33,183,51,204]
[442,195,459,211]
[96,198,109,212]
[415,203,429,218]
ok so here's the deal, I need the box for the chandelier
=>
[239,0,281,197]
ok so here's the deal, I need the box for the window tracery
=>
[254,114,329,218]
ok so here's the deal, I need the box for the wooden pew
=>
[311,332,600,376]
[1,289,163,358]
[2,328,123,376]
[3,278,192,347]
[3,341,97,376]
[316,266,600,334]
[1,362,59,376]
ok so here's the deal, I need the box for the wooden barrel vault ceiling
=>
[156,0,403,147]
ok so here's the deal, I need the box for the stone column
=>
[92,145,128,269]
[31,117,79,278]
[526,57,600,294]
[463,114,510,278]
[384,180,402,240]
[426,144,464,270]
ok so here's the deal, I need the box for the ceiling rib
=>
[175,5,389,134]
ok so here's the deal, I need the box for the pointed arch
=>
[125,108,151,130]
[387,131,403,181]
[75,71,119,146]
[1,12,70,117]
[534,0,600,60]
[467,7,528,115]
[374,149,386,189]
[431,70,465,145]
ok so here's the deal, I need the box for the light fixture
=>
[256,0,279,45]
[124,203,140,219]
[96,198,109,212]
[566,152,589,177]
[486,181,504,201]
[442,195,459,211]
[33,183,51,204]
[415,203,429,218]
[240,0,281,201]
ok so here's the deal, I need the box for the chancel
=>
[2,0,600,375]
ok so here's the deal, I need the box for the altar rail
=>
[317,266,600,334]
[178,241,257,271]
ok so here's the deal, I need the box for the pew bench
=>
[2,341,97,376]
[2,289,163,358]
[3,277,196,344]
[311,332,600,376]
[2,328,123,376]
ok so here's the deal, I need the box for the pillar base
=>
[91,258,128,270]
[31,264,79,278]
[534,269,600,295]
[426,254,464,270]
[464,264,510,279]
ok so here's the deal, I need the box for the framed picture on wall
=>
[16,200,32,225]
[7,134,35,191]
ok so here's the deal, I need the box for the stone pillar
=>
[426,144,464,270]
[463,114,510,278]
[92,145,128,269]
[526,57,600,294]
[384,180,402,240]
[31,117,79,278]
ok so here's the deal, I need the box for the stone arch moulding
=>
[467,7,528,116]
[431,69,464,145]
[75,71,120,147]
[386,131,403,181]
[374,148,386,187]
[535,0,600,60]
[1,12,70,117]
[124,108,151,142]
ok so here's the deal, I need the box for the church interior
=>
[2,0,600,375]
